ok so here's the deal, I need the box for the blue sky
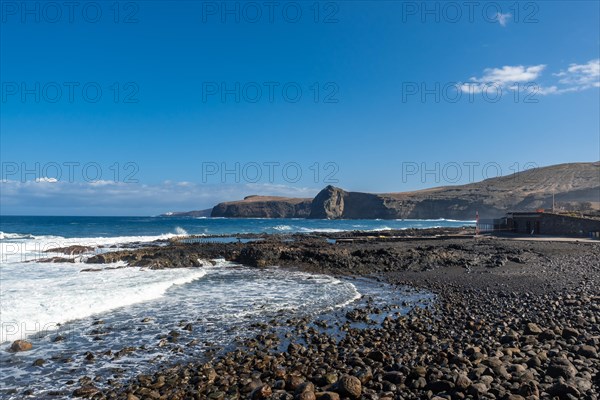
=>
[1,1,599,215]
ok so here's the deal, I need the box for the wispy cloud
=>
[0,180,318,216]
[35,177,59,183]
[460,64,546,93]
[460,59,600,95]
[495,12,512,27]
[553,59,600,91]
[479,65,546,84]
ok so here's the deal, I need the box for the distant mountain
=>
[199,162,600,219]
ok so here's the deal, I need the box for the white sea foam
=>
[0,230,206,343]
[299,227,345,233]
[174,226,189,235]
[0,261,207,343]
[0,231,186,265]
[273,225,293,231]
[0,232,37,240]
[366,226,392,232]
[200,266,361,321]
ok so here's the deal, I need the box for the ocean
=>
[0,215,474,238]
[0,216,471,398]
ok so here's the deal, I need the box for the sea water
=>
[0,216,460,398]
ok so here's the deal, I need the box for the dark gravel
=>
[51,230,600,400]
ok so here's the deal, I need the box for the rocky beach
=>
[21,228,600,400]
[3,0,599,396]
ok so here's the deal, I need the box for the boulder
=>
[286,375,305,391]
[250,385,272,400]
[427,380,455,393]
[334,375,361,399]
[455,374,472,390]
[562,327,580,339]
[10,340,32,352]
[383,371,404,384]
[525,322,543,335]
[546,358,578,379]
[578,345,597,358]
[548,382,580,398]
[295,382,315,396]
[367,350,385,362]
[296,391,316,400]
[73,385,99,398]
[469,382,488,396]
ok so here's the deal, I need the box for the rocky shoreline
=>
[30,230,600,399]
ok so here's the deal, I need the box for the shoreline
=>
[8,229,600,399]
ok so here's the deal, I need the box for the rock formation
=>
[193,162,600,219]
[211,196,313,218]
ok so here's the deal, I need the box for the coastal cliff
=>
[207,163,600,219]
[211,195,313,218]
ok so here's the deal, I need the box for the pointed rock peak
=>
[309,186,347,219]
[320,185,346,194]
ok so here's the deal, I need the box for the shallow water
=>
[0,261,359,397]
[0,261,432,399]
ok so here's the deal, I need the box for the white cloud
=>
[35,177,58,183]
[0,180,319,216]
[535,85,559,95]
[479,65,546,84]
[89,180,122,186]
[495,12,511,27]
[461,60,600,96]
[554,59,600,91]
[460,64,546,94]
